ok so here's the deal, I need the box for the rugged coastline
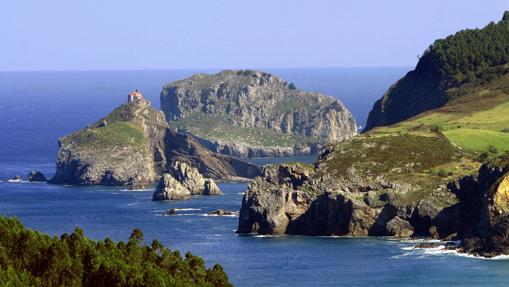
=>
[50,94,261,187]
[236,12,509,258]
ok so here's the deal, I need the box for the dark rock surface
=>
[414,242,441,249]
[237,148,509,257]
[208,209,239,216]
[27,171,47,182]
[238,134,461,237]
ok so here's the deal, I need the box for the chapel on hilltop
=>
[128,88,145,103]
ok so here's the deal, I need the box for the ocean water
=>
[2,68,509,286]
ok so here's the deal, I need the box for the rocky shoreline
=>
[49,98,261,187]
[190,134,321,158]
[236,135,509,258]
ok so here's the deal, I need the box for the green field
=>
[443,129,509,153]
[69,122,147,149]
[372,77,509,154]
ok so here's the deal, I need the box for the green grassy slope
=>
[365,11,509,131]
[372,74,509,154]
[68,122,147,150]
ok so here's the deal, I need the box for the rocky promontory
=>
[153,161,221,201]
[50,97,261,187]
[237,134,509,257]
[238,134,465,237]
[237,113,509,257]
[160,70,357,157]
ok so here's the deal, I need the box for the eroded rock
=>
[161,70,357,157]
[152,161,222,201]
[152,174,191,201]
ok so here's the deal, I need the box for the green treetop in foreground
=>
[0,216,232,287]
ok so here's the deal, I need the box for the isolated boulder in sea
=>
[169,161,222,195]
[27,171,47,182]
[204,179,221,195]
[152,174,191,201]
[208,209,239,216]
[152,161,222,201]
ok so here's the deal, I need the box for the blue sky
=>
[2,0,508,71]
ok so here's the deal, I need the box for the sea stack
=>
[152,161,221,201]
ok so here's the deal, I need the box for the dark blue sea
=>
[2,68,509,286]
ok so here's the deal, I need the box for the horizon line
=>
[0,65,413,73]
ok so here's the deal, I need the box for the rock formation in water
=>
[208,209,239,216]
[50,96,261,187]
[152,161,222,201]
[153,173,191,201]
[236,132,509,257]
[237,12,509,257]
[237,135,461,237]
[27,171,47,182]
[160,70,357,157]
[168,161,221,195]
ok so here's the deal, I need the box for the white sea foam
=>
[202,213,239,217]
[399,241,509,260]
[120,188,153,192]
[174,208,201,211]
[252,234,283,238]
[5,179,29,183]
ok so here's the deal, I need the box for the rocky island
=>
[160,70,357,157]
[237,12,509,257]
[152,161,221,201]
[50,90,261,187]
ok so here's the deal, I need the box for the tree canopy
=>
[0,216,232,287]
[417,11,509,86]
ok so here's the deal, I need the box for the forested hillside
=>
[365,11,509,131]
[0,216,231,286]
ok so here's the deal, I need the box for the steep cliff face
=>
[237,132,509,257]
[50,100,261,186]
[160,70,357,157]
[238,134,469,237]
[447,157,509,257]
[365,12,509,131]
